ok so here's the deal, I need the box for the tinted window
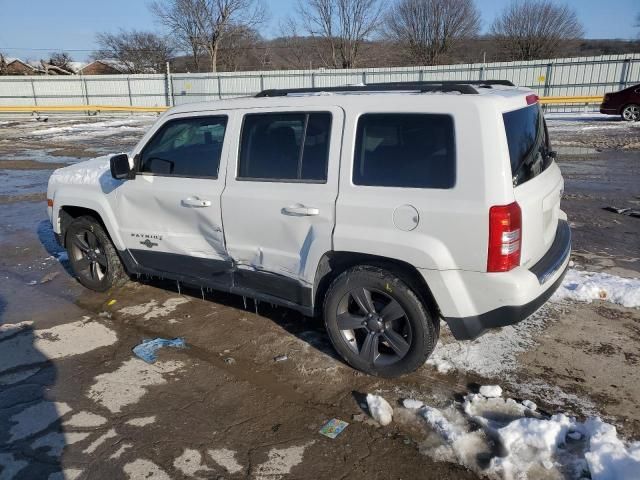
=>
[140,116,227,177]
[239,112,331,181]
[353,114,455,188]
[503,104,552,186]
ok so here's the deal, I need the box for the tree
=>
[295,0,385,69]
[150,0,205,71]
[49,52,73,70]
[384,0,481,66]
[0,53,7,75]
[491,0,584,61]
[94,30,176,73]
[152,0,266,73]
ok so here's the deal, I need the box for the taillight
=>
[487,202,522,272]
[47,198,54,207]
[525,94,539,105]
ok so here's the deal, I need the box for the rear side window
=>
[353,114,455,188]
[139,116,227,178]
[503,104,552,186]
[238,112,332,182]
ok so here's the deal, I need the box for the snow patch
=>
[124,459,171,480]
[119,297,190,320]
[208,448,243,474]
[111,443,133,459]
[9,401,71,442]
[553,269,640,308]
[0,320,118,374]
[83,428,117,454]
[31,431,91,458]
[64,411,108,428]
[479,385,503,398]
[173,449,212,476]
[126,416,156,427]
[48,156,117,189]
[0,321,33,340]
[253,442,314,480]
[88,358,183,413]
[411,390,640,480]
[367,393,393,426]
[403,398,424,410]
[0,453,28,479]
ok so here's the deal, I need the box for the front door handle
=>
[282,205,320,216]
[182,197,212,208]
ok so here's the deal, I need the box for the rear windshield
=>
[503,104,552,186]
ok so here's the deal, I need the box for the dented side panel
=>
[221,105,345,287]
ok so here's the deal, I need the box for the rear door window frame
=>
[236,111,333,184]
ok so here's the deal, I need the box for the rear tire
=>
[622,104,640,122]
[65,215,128,292]
[323,265,438,377]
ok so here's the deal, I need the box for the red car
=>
[600,83,640,121]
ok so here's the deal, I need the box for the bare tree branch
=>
[295,0,385,69]
[48,52,74,70]
[94,30,176,73]
[384,0,481,66]
[491,0,584,61]
[151,0,205,71]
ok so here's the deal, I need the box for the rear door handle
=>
[182,197,212,208]
[282,205,320,216]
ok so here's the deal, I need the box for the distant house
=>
[78,60,127,75]
[5,58,41,75]
[2,58,74,75]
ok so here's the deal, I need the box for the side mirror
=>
[110,154,134,180]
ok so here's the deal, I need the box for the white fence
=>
[0,54,638,110]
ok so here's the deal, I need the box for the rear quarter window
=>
[503,104,552,186]
[353,113,455,189]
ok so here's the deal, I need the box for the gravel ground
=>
[0,112,638,480]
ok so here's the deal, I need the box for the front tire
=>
[323,266,438,377]
[622,104,640,122]
[65,215,128,292]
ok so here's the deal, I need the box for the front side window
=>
[238,112,332,182]
[353,114,456,189]
[139,116,227,177]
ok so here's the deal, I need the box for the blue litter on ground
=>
[133,337,186,363]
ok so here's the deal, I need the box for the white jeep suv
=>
[47,81,570,377]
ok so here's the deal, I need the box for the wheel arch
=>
[313,251,441,320]
[59,205,112,249]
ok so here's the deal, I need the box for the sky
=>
[0,0,638,62]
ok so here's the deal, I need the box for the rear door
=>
[504,103,564,268]
[116,113,233,281]
[221,106,343,306]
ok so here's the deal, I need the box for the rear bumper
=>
[442,220,571,340]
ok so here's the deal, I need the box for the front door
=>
[116,113,233,282]
[221,106,344,306]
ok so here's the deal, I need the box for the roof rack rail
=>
[255,80,515,97]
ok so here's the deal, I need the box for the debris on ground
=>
[223,357,236,365]
[603,206,640,218]
[274,354,288,362]
[132,338,186,363]
[319,419,349,439]
[107,299,117,306]
[39,271,59,284]
[366,394,393,426]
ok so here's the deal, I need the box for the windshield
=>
[503,104,552,186]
